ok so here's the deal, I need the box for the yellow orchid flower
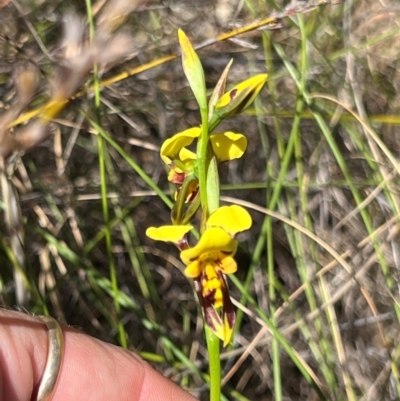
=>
[181,226,238,346]
[161,128,247,178]
[146,205,252,346]
[181,205,252,346]
[161,128,247,211]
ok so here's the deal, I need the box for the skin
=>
[0,309,197,401]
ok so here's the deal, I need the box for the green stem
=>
[197,107,210,214]
[197,99,221,400]
[205,325,221,401]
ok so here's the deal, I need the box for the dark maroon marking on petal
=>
[178,237,190,250]
[204,288,217,304]
[217,270,228,287]
[224,305,236,329]
[220,250,233,256]
[195,277,212,309]
[218,271,236,328]
[194,275,225,333]
[235,93,253,114]
[201,273,218,304]
[230,88,238,100]
[204,304,222,331]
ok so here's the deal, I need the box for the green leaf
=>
[206,154,220,214]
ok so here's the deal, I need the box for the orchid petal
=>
[146,225,192,243]
[184,260,202,278]
[220,271,235,346]
[210,132,247,163]
[214,74,267,116]
[178,147,197,164]
[222,310,234,347]
[204,305,225,343]
[207,205,252,236]
[160,127,201,165]
[220,255,237,274]
[180,227,237,266]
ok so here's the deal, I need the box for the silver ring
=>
[36,316,64,401]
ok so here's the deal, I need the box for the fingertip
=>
[54,328,145,401]
[0,310,49,401]
[55,327,197,401]
[137,358,197,401]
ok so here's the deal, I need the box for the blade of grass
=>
[273,40,400,326]
[85,115,172,208]
[85,0,127,348]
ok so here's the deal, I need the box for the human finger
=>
[0,309,196,401]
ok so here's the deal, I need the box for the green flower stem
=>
[198,99,222,401]
[197,106,210,214]
[205,325,221,401]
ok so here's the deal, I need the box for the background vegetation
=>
[1,0,400,400]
